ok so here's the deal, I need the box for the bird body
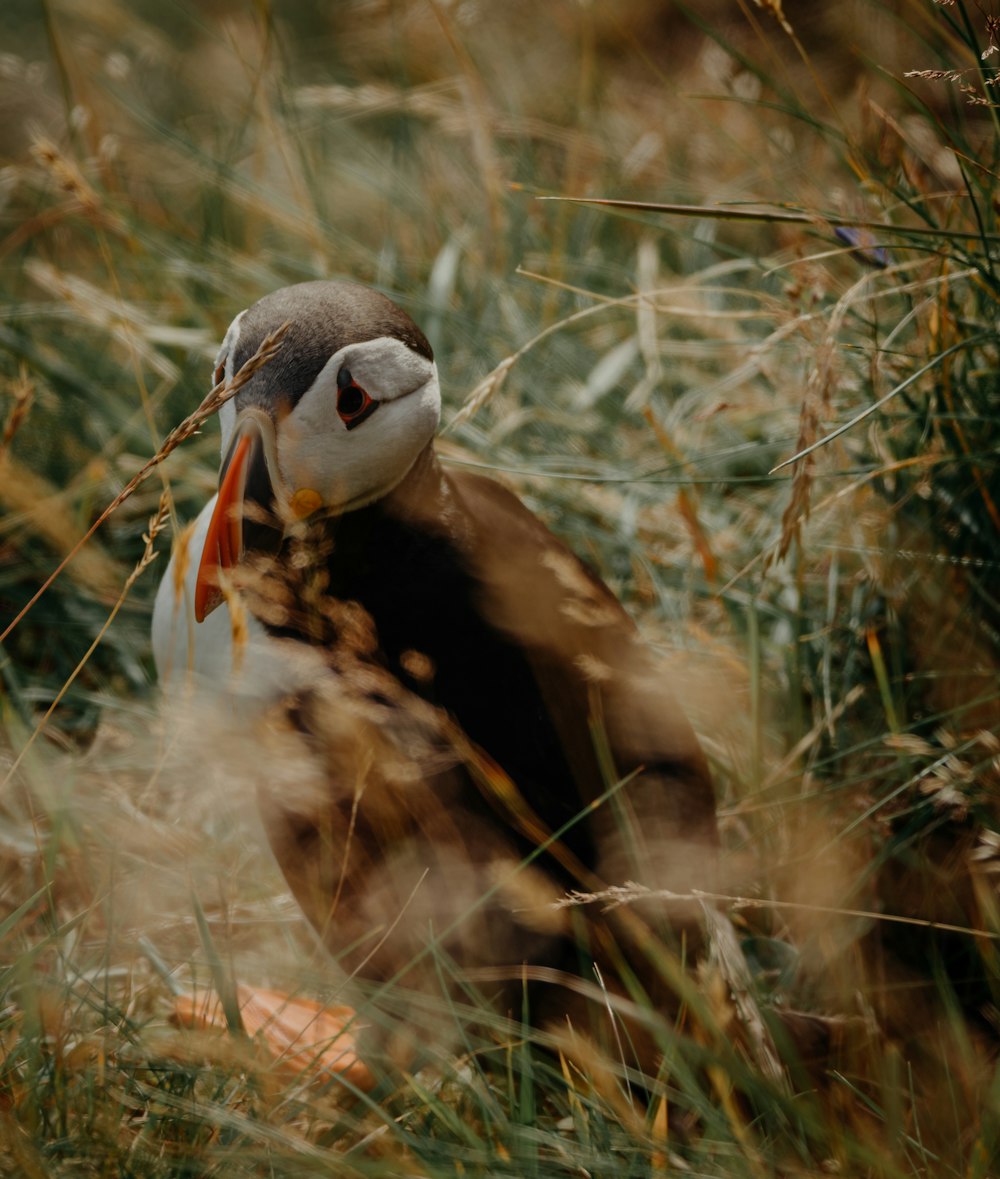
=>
[153,281,718,1069]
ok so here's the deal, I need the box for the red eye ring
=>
[336,368,380,430]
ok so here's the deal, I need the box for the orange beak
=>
[193,432,253,622]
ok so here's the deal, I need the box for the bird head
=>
[194,281,440,622]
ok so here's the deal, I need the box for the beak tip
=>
[193,580,221,624]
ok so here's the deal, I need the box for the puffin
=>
[152,281,720,1073]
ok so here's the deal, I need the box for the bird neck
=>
[378,442,472,549]
[291,440,470,612]
[381,441,442,511]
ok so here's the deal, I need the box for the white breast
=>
[151,496,318,707]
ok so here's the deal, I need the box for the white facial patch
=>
[277,336,440,513]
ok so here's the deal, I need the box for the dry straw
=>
[0,323,291,792]
[0,322,290,651]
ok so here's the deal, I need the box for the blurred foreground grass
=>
[2,1,1000,1174]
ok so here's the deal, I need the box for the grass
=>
[2,0,1000,1173]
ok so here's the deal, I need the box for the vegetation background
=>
[1,0,999,1174]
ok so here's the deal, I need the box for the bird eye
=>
[337,384,365,417]
[335,368,379,430]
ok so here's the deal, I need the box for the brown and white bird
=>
[153,281,719,1072]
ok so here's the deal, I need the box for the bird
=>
[152,280,720,1075]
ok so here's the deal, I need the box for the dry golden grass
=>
[2,1,999,1174]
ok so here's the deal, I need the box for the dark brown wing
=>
[447,468,719,895]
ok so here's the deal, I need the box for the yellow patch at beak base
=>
[289,487,323,518]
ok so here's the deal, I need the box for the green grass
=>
[2,0,1000,1174]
